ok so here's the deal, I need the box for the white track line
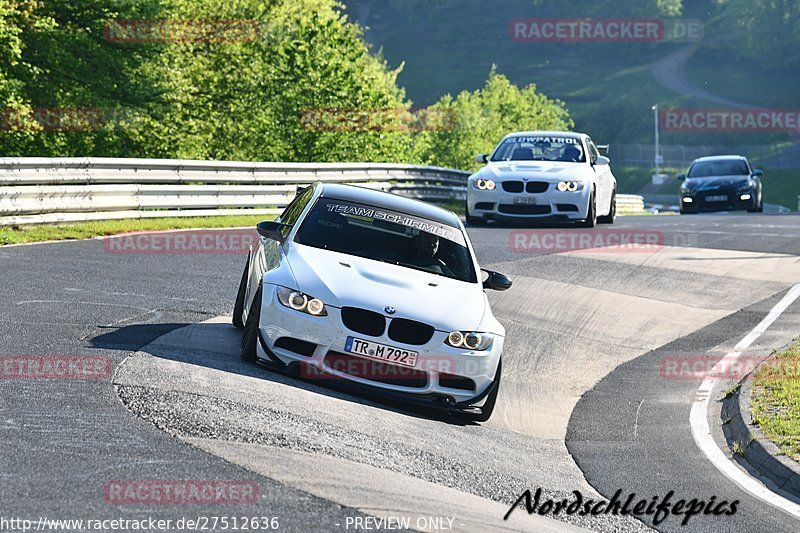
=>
[689,283,800,519]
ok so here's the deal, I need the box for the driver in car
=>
[410,232,447,272]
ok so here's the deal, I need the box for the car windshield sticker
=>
[511,136,579,144]
[325,202,463,244]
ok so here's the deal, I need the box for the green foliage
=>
[414,68,573,170]
[712,0,800,70]
[0,0,164,156]
[0,0,572,169]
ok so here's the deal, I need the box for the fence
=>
[611,143,800,170]
[0,158,644,226]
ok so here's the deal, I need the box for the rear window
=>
[294,198,477,283]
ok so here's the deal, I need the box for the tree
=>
[414,67,573,170]
[712,0,800,70]
[134,0,415,163]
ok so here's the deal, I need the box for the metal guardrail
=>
[0,158,645,226]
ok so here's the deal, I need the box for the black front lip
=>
[255,331,495,413]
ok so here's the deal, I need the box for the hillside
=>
[343,0,800,147]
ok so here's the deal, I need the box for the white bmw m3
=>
[233,183,512,421]
[466,131,617,226]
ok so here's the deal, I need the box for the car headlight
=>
[556,181,584,192]
[474,179,496,191]
[446,331,493,351]
[277,287,328,316]
[736,182,753,193]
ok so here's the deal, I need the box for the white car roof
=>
[504,131,586,140]
[692,155,748,163]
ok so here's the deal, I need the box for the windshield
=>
[688,160,750,178]
[295,198,478,283]
[490,135,585,162]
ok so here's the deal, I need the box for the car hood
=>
[284,244,489,332]
[683,175,751,191]
[480,161,590,181]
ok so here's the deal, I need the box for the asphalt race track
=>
[1,212,799,532]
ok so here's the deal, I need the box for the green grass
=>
[613,166,685,195]
[761,170,800,211]
[0,215,272,246]
[685,48,800,110]
[751,339,800,460]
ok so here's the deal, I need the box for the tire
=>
[597,189,616,224]
[232,251,251,329]
[240,284,262,363]
[579,191,597,228]
[748,199,764,213]
[465,201,486,226]
[466,359,501,423]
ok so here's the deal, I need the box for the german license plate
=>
[705,195,727,202]
[345,337,418,368]
[514,197,537,204]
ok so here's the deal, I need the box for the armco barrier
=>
[0,158,644,226]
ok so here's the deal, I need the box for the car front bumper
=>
[680,191,756,212]
[255,284,503,408]
[468,186,591,221]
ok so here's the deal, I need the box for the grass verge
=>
[751,339,800,461]
[0,215,272,246]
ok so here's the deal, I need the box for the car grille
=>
[501,181,549,193]
[556,203,579,212]
[526,181,549,193]
[502,181,524,193]
[388,318,435,345]
[323,352,428,388]
[475,202,494,210]
[498,204,552,215]
[341,307,386,337]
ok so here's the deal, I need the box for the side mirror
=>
[474,153,488,164]
[594,155,610,166]
[752,169,763,177]
[676,174,686,181]
[482,269,512,291]
[257,220,291,243]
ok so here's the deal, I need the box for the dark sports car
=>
[679,155,763,214]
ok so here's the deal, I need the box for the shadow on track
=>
[92,321,476,426]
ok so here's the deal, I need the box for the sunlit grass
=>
[751,339,800,460]
[0,215,273,246]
